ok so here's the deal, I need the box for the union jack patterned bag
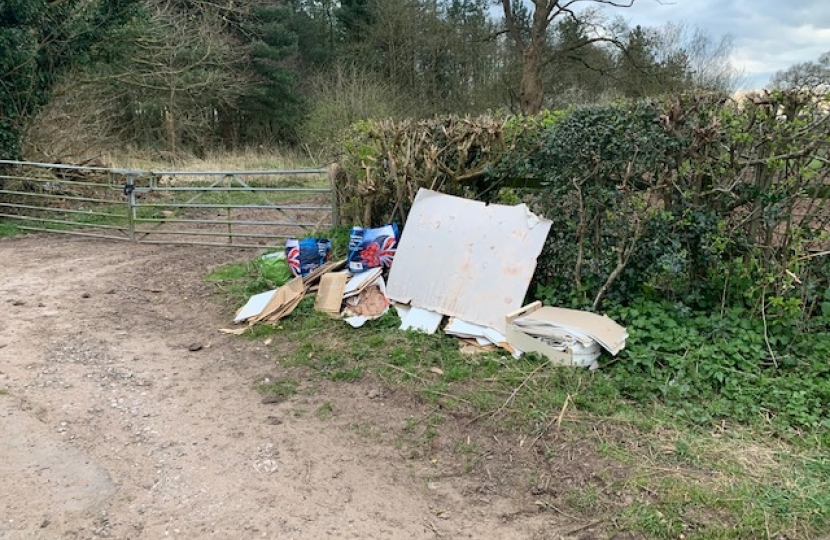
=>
[347,224,399,273]
[285,237,332,277]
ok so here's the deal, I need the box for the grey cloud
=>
[605,0,830,88]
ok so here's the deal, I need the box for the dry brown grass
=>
[99,147,321,173]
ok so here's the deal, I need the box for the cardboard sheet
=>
[304,259,347,287]
[261,292,305,323]
[507,302,627,356]
[219,327,248,335]
[459,339,497,355]
[254,276,306,323]
[314,272,349,314]
[386,189,551,333]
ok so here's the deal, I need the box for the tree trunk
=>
[519,45,545,114]
[164,109,177,155]
[503,0,550,115]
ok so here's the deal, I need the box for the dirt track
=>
[0,235,564,540]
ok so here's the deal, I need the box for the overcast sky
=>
[604,0,830,89]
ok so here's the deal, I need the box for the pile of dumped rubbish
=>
[232,189,627,369]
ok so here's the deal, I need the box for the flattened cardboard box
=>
[505,302,627,367]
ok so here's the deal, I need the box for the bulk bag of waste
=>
[347,224,399,273]
[285,238,332,277]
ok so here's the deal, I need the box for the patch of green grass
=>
[162,188,298,207]
[454,438,480,456]
[0,221,22,237]
[351,421,383,440]
[0,214,126,236]
[256,377,298,399]
[206,260,270,303]
[0,388,8,396]
[597,430,830,540]
[330,366,364,382]
[268,301,830,538]
[207,262,252,282]
[245,323,278,341]
[564,486,600,513]
[315,401,334,420]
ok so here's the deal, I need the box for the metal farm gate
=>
[0,159,336,250]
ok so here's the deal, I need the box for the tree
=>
[0,0,136,159]
[657,23,736,93]
[337,0,373,44]
[333,0,500,117]
[616,25,659,97]
[545,16,615,107]
[45,1,252,155]
[438,0,501,112]
[290,0,339,69]
[613,23,696,98]
[497,0,649,113]
[234,4,303,145]
[772,50,830,92]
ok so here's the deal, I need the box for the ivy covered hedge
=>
[335,92,830,316]
[332,92,830,435]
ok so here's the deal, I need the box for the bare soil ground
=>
[0,234,573,540]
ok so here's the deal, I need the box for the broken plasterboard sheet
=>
[399,307,444,334]
[314,272,349,315]
[444,318,491,339]
[386,189,552,333]
[445,319,511,345]
[235,290,275,323]
[482,328,522,357]
[393,303,411,320]
[444,318,497,347]
[444,317,522,357]
[343,267,383,298]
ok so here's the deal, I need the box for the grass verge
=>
[208,258,830,540]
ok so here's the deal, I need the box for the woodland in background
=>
[3,0,738,161]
